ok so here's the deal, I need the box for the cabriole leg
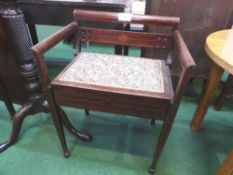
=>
[0,102,34,152]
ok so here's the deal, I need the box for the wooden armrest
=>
[31,22,77,55]
[173,30,196,70]
[31,22,77,89]
[168,31,196,119]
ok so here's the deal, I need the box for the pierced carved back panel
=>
[77,27,172,49]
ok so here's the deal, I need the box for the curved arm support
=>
[31,22,77,91]
[170,31,196,119]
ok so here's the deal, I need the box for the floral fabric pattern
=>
[58,52,164,93]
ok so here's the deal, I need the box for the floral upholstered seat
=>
[57,52,165,93]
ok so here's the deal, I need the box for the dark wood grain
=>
[78,27,172,49]
[52,84,171,120]
[74,9,180,27]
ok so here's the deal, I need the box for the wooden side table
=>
[191,29,233,131]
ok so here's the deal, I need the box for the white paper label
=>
[118,13,132,22]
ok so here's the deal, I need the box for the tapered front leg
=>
[0,102,34,153]
[46,89,70,157]
[149,119,173,174]
[58,107,92,142]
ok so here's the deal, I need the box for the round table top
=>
[205,29,233,74]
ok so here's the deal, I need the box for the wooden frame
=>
[31,10,195,174]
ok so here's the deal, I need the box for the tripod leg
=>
[0,102,34,152]
[58,107,92,142]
